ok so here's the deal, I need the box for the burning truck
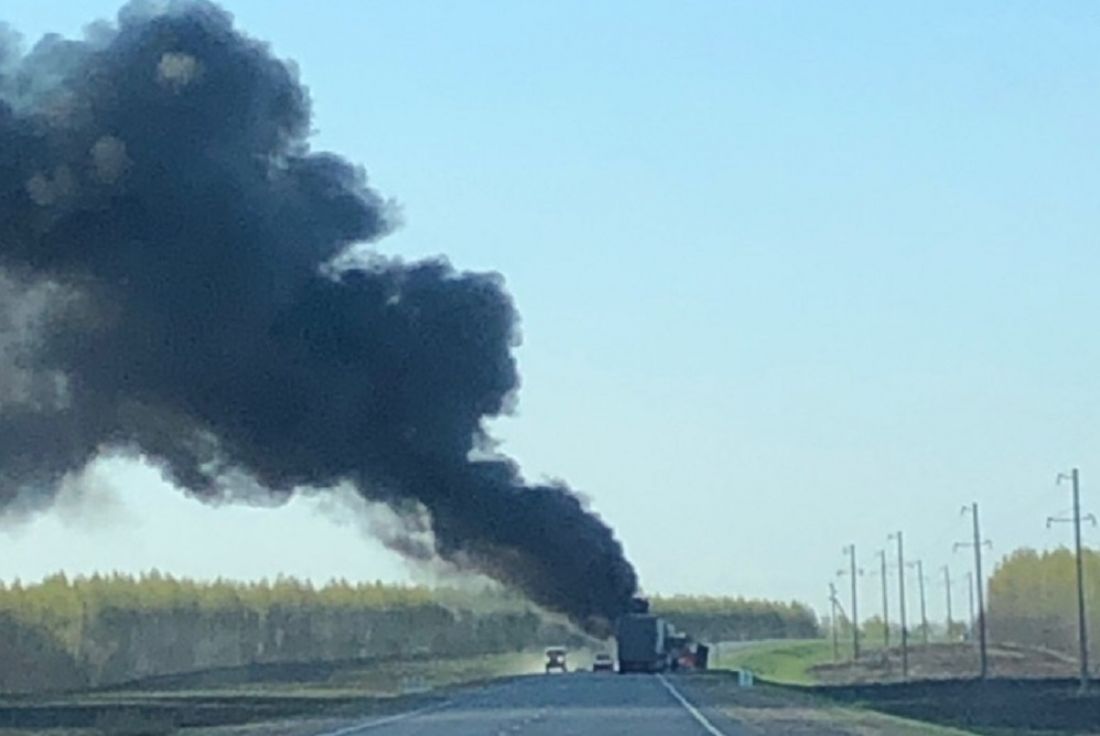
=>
[614,598,709,673]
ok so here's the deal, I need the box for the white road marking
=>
[316,700,450,736]
[657,674,727,736]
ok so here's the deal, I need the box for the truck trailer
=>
[615,612,669,673]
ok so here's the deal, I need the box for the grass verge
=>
[713,639,834,684]
[0,650,557,735]
[683,676,979,736]
[825,706,980,736]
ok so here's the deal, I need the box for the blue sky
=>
[3,1,1100,623]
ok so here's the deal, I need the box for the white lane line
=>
[657,674,727,736]
[316,699,450,736]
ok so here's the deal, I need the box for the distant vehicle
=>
[592,653,614,672]
[666,630,690,670]
[614,597,709,674]
[615,613,669,673]
[545,646,568,673]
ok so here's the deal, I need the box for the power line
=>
[866,549,891,649]
[940,565,953,636]
[839,545,862,661]
[828,582,841,663]
[956,503,992,679]
[907,559,929,645]
[965,570,976,638]
[1048,468,1096,692]
[888,531,909,679]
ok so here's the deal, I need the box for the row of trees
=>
[823,613,969,648]
[0,573,564,693]
[0,573,819,693]
[0,572,435,650]
[821,547,1097,658]
[987,547,1100,661]
[652,595,820,641]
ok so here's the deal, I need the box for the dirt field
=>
[805,678,1100,735]
[681,675,974,736]
[811,642,1077,683]
[703,641,1100,735]
[731,642,1098,735]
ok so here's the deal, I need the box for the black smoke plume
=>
[0,2,637,626]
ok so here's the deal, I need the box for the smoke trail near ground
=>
[0,1,637,626]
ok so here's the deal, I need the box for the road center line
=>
[657,674,727,736]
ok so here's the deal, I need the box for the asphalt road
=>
[322,673,747,736]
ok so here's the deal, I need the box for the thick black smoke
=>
[0,2,637,626]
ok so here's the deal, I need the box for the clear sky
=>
[3,1,1100,625]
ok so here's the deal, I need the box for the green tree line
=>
[651,595,820,641]
[987,547,1100,662]
[0,572,571,693]
[0,574,820,693]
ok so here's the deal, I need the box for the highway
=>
[322,673,747,736]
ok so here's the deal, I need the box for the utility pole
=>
[840,545,861,660]
[956,503,992,679]
[828,582,840,663]
[908,560,929,645]
[1049,468,1096,691]
[966,570,976,637]
[877,549,891,649]
[941,565,953,638]
[888,531,909,679]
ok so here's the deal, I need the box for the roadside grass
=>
[0,732,96,736]
[734,698,981,736]
[270,648,554,696]
[713,639,834,684]
[827,706,979,736]
[0,650,559,736]
[685,677,980,736]
[75,649,558,700]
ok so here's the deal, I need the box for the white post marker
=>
[657,673,728,736]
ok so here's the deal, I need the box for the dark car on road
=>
[545,647,568,673]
